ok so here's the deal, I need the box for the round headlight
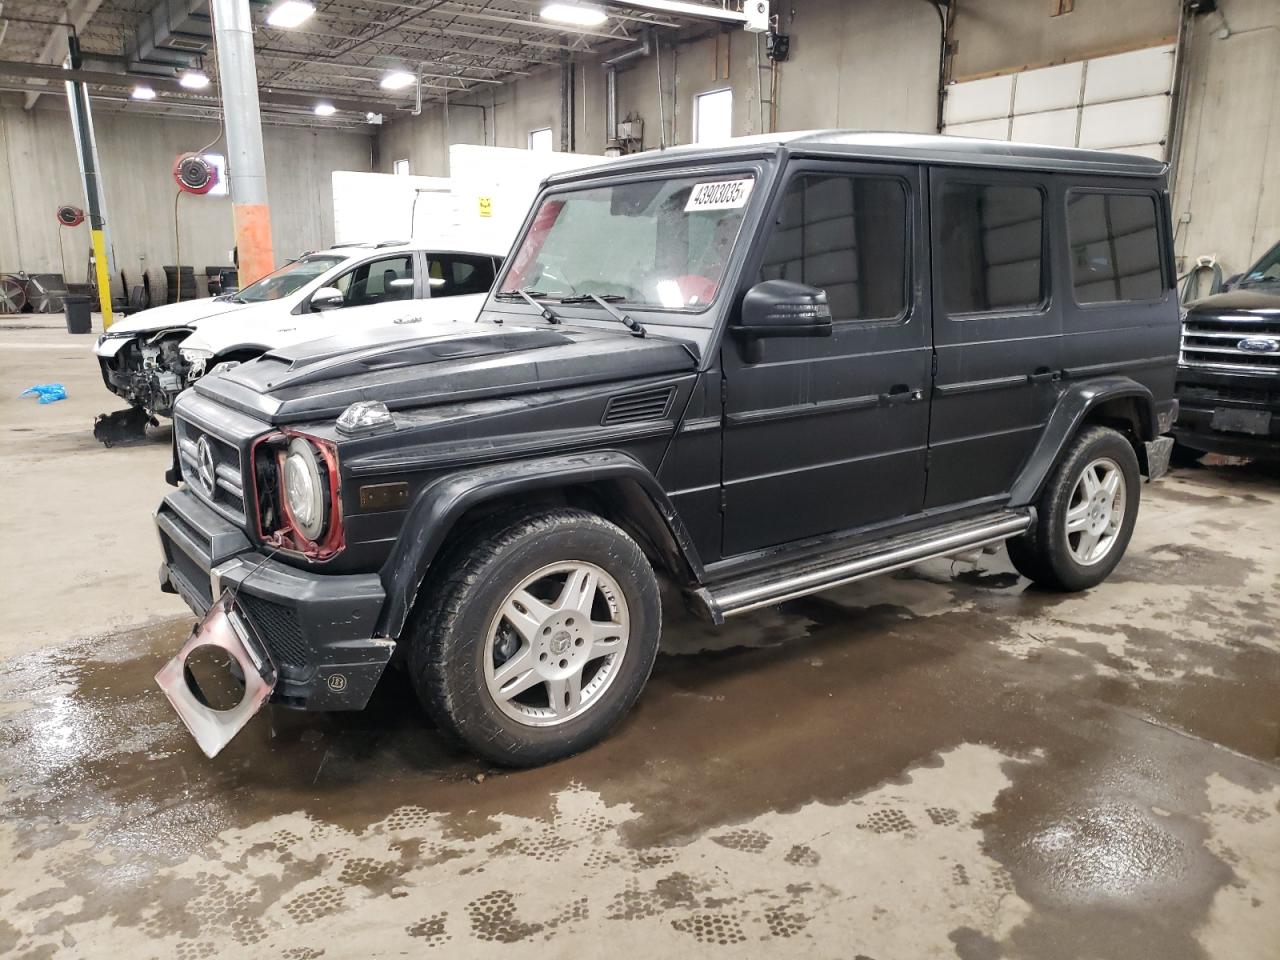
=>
[283,437,326,541]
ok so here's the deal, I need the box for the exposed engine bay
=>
[97,328,200,419]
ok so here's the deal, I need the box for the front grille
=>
[1180,315,1280,375]
[238,593,309,670]
[174,416,247,522]
[602,386,675,425]
[1177,382,1280,407]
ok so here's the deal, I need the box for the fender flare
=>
[375,450,704,639]
[1009,377,1156,506]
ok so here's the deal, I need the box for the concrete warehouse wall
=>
[1169,0,1280,275]
[374,0,941,176]
[0,102,373,295]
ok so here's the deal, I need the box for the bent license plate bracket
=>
[155,591,276,758]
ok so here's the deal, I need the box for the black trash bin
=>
[63,294,92,334]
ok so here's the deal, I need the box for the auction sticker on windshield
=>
[685,178,755,212]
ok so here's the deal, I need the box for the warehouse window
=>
[1067,192,1163,303]
[758,173,909,322]
[940,182,1045,315]
[393,158,410,176]
[528,128,554,152]
[694,89,733,144]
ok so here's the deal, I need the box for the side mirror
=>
[310,286,344,311]
[732,280,832,361]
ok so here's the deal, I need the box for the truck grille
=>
[174,416,247,522]
[1180,315,1280,375]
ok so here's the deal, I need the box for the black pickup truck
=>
[1174,240,1280,459]
[153,133,1180,766]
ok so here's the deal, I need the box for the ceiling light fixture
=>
[266,1,316,29]
[380,70,416,91]
[540,3,608,27]
[131,85,156,100]
[179,70,210,90]
[313,102,336,117]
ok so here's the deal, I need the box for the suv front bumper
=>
[155,487,393,710]
[1174,369,1280,460]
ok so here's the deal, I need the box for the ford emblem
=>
[1238,336,1280,354]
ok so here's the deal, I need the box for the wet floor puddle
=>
[1,469,1278,958]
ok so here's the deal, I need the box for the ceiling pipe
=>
[602,29,653,152]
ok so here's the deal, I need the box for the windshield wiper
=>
[494,288,562,323]
[559,294,646,338]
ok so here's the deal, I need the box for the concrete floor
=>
[1,314,1277,960]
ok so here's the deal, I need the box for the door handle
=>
[880,385,924,405]
[1027,367,1060,384]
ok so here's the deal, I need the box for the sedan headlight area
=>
[283,437,327,541]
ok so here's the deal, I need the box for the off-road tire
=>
[1006,425,1141,592]
[406,507,661,767]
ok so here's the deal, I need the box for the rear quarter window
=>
[1066,192,1163,304]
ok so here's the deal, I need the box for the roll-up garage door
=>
[942,43,1176,161]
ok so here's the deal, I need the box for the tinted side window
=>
[1067,192,1162,303]
[940,182,1044,315]
[427,254,497,297]
[759,173,908,322]
[334,255,415,307]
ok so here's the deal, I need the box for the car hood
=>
[180,294,486,357]
[1186,287,1280,317]
[194,320,699,425]
[102,297,249,335]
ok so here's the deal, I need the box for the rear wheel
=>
[407,507,661,767]
[1007,425,1140,591]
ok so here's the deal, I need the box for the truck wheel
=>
[1006,425,1140,592]
[407,507,661,767]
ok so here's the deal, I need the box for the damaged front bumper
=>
[155,487,394,717]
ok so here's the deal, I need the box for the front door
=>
[720,162,932,557]
[925,169,1063,508]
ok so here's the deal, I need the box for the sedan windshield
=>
[234,254,345,303]
[500,173,756,313]
[1239,242,1280,287]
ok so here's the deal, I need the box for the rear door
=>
[926,169,1063,509]
[720,160,932,556]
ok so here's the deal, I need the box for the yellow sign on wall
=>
[478,196,493,218]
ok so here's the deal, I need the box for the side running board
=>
[690,511,1032,623]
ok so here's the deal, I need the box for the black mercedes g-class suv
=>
[154,133,1180,766]
[1174,239,1280,459]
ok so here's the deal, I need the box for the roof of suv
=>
[316,241,507,259]
[546,131,1168,184]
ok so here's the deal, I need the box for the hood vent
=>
[602,386,675,426]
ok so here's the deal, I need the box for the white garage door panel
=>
[1013,62,1084,114]
[1106,143,1166,161]
[1011,109,1078,148]
[1083,44,1175,104]
[946,118,1012,140]
[1079,95,1170,150]
[943,74,1013,126]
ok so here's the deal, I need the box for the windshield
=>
[1239,243,1280,287]
[499,173,756,313]
[233,254,345,303]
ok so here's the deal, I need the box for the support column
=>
[64,35,113,327]
[211,0,274,285]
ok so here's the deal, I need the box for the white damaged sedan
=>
[94,241,503,419]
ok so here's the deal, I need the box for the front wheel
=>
[1006,425,1141,591]
[407,507,661,767]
